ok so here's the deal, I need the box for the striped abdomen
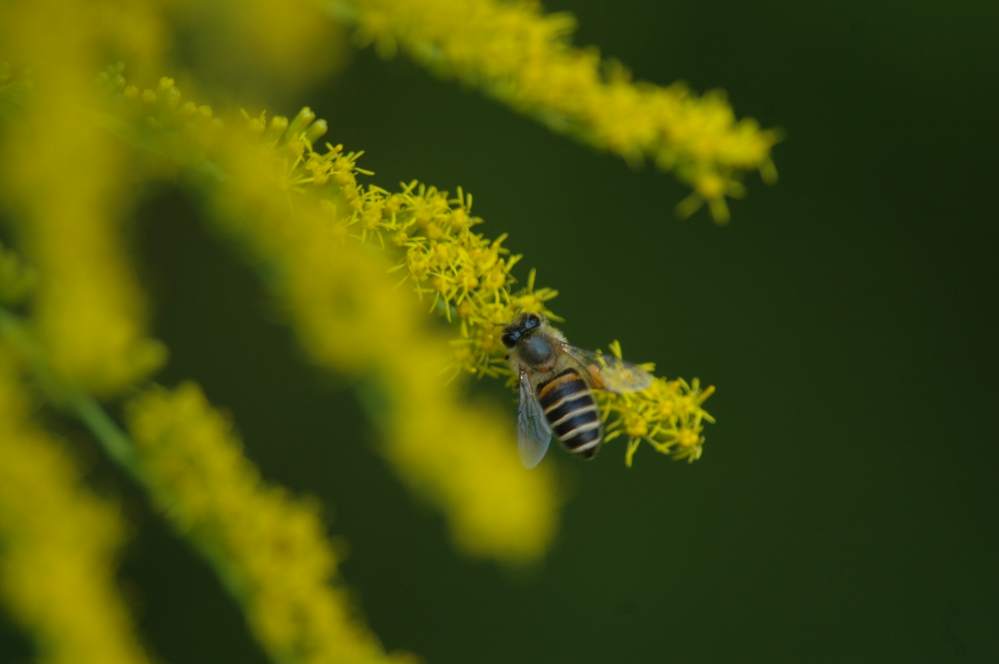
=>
[536,368,601,458]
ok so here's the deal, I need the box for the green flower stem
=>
[0,305,138,473]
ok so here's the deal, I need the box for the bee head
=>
[501,313,543,348]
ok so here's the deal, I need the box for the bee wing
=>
[562,344,654,394]
[517,370,552,469]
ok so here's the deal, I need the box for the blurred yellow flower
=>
[332,0,778,221]
[0,351,152,664]
[98,76,559,561]
[208,130,561,563]
[0,0,166,396]
[0,0,751,655]
[110,73,713,472]
[126,382,411,664]
[162,0,349,100]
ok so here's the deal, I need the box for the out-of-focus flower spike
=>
[0,351,154,664]
[126,382,411,664]
[330,0,778,222]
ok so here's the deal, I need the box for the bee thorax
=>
[517,335,555,367]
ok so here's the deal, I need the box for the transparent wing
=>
[562,344,654,393]
[517,370,552,469]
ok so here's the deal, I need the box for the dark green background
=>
[5,0,999,662]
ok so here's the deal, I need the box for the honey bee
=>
[501,313,653,467]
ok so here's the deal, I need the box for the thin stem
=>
[0,306,138,475]
[70,393,137,472]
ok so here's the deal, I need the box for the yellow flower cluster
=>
[2,298,417,662]
[0,351,152,664]
[285,133,560,380]
[332,0,778,221]
[596,342,715,466]
[126,383,411,664]
[107,75,559,562]
[112,74,713,468]
[12,211,167,395]
[0,0,741,658]
[271,113,717,465]
[0,1,166,396]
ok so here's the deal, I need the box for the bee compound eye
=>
[501,331,518,348]
[525,314,541,328]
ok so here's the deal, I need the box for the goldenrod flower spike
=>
[208,147,560,563]
[598,342,716,467]
[109,73,714,469]
[1,302,411,663]
[0,1,166,396]
[126,383,411,664]
[104,75,558,562]
[330,0,779,220]
[264,109,715,465]
[0,351,153,664]
[15,213,167,395]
